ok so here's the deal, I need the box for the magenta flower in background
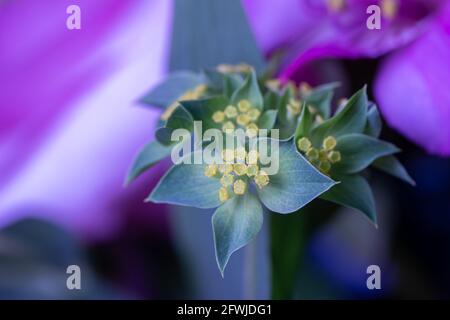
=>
[0,0,172,238]
[243,0,450,156]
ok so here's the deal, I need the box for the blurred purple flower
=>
[244,0,450,156]
[0,0,172,238]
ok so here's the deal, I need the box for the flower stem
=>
[243,239,257,299]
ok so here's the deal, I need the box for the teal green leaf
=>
[257,139,336,213]
[147,155,222,209]
[125,140,172,185]
[257,110,278,130]
[321,174,377,225]
[212,192,263,275]
[156,106,193,145]
[140,71,204,109]
[311,86,368,144]
[181,96,229,131]
[294,102,313,140]
[263,90,280,111]
[365,104,382,138]
[373,155,415,186]
[334,133,400,174]
[223,73,244,98]
[231,69,263,110]
[302,82,339,119]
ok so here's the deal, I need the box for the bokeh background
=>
[0,0,449,299]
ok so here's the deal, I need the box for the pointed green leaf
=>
[212,192,263,275]
[321,174,377,225]
[231,69,263,110]
[302,82,339,119]
[125,141,172,185]
[257,110,278,130]
[156,106,194,145]
[294,102,313,140]
[147,155,222,209]
[140,71,204,108]
[311,86,368,144]
[181,96,229,131]
[373,155,416,186]
[223,73,244,98]
[263,90,280,111]
[334,133,400,174]
[364,103,382,138]
[257,139,336,213]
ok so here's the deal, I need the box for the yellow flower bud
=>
[212,111,225,123]
[254,170,269,189]
[234,163,247,176]
[328,150,341,163]
[319,149,329,161]
[323,136,337,150]
[306,148,319,161]
[224,105,238,118]
[236,113,250,126]
[246,123,259,138]
[297,137,312,152]
[222,121,235,132]
[237,99,251,112]
[220,174,234,187]
[204,164,218,177]
[233,179,247,195]
[218,164,234,174]
[219,187,229,202]
[287,98,301,115]
[247,108,261,121]
[246,164,259,177]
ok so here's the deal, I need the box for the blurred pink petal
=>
[0,0,173,238]
[244,0,442,79]
[375,7,450,156]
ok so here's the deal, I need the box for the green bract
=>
[127,65,413,274]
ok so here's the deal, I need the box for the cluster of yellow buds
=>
[216,63,252,74]
[204,147,270,202]
[211,99,261,137]
[161,84,207,121]
[297,135,341,175]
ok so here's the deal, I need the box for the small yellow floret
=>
[237,99,251,112]
[246,164,259,177]
[236,114,250,126]
[233,179,247,195]
[323,136,337,150]
[224,105,238,118]
[234,163,248,176]
[212,111,225,123]
[219,187,229,202]
[247,108,261,121]
[319,160,331,173]
[297,137,312,152]
[222,121,235,132]
[204,164,217,177]
[246,123,259,138]
[328,150,341,163]
[306,148,319,161]
[254,170,269,189]
[220,174,234,187]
